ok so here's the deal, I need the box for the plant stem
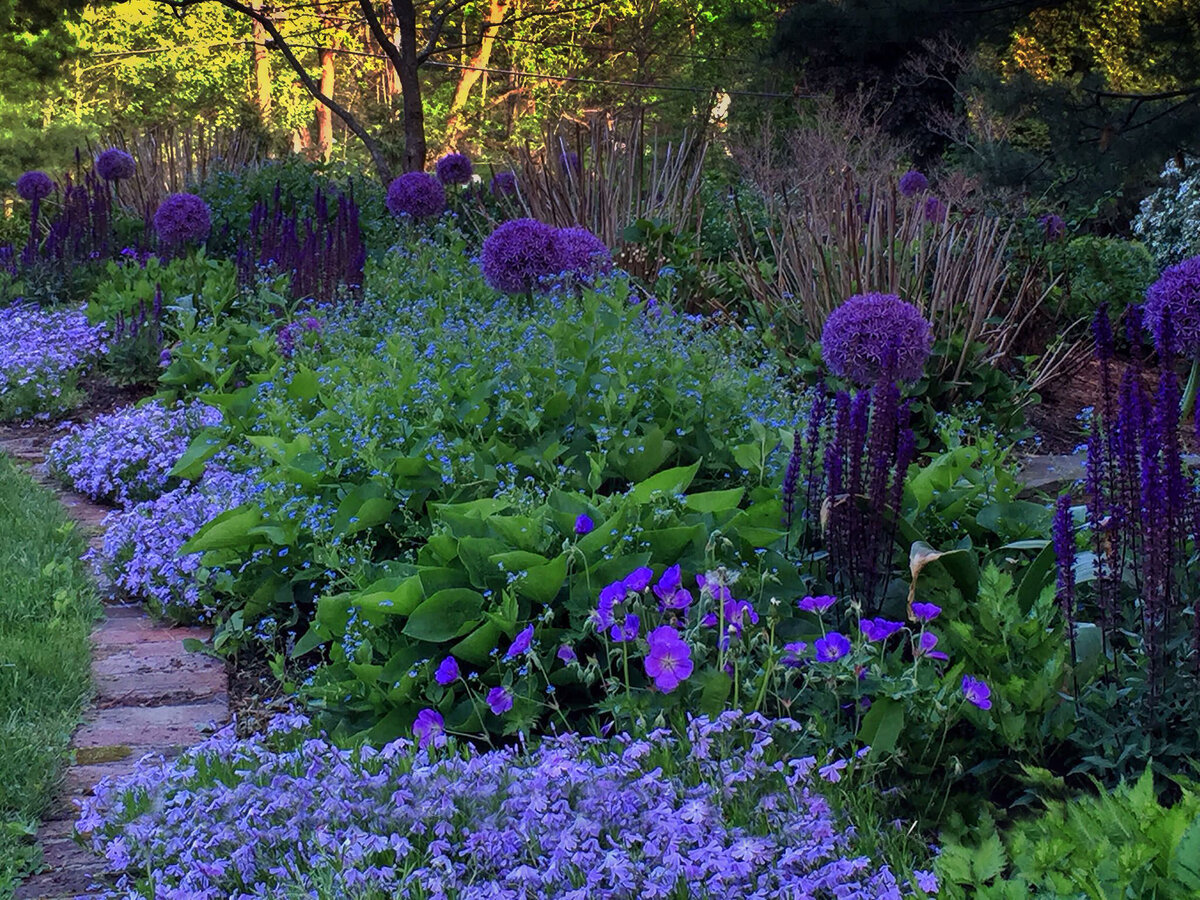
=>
[1181,357,1200,421]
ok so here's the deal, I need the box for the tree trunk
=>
[392,0,427,171]
[442,0,506,152]
[316,46,336,160]
[250,1,272,119]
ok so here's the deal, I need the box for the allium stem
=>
[1181,356,1200,421]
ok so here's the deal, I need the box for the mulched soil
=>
[0,378,153,446]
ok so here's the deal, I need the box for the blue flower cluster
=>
[47,400,223,506]
[0,304,108,419]
[78,711,934,898]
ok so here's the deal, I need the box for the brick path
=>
[1,428,229,900]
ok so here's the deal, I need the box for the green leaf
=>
[450,622,502,665]
[402,588,485,642]
[972,832,1007,883]
[515,555,568,605]
[169,431,225,480]
[1017,542,1056,615]
[355,576,424,618]
[695,668,733,715]
[290,627,327,658]
[287,367,320,401]
[181,502,263,553]
[332,483,394,537]
[627,461,701,504]
[684,488,745,514]
[1170,814,1200,890]
[857,697,905,757]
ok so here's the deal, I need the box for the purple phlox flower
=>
[556,644,576,664]
[961,674,992,710]
[1039,213,1066,242]
[435,152,473,186]
[95,148,137,181]
[574,513,594,535]
[16,170,54,202]
[860,617,904,642]
[910,602,941,622]
[610,613,641,642]
[1144,254,1200,357]
[486,686,513,715]
[798,594,837,614]
[154,192,212,245]
[814,632,852,662]
[434,656,460,685]
[898,170,928,197]
[505,624,535,658]
[644,625,693,692]
[623,566,654,593]
[479,217,559,294]
[412,708,445,748]
[595,579,625,629]
[923,195,948,223]
[915,631,948,661]
[386,171,446,220]
[821,292,934,384]
[818,757,848,783]
[781,641,808,668]
[490,170,518,197]
[913,870,939,893]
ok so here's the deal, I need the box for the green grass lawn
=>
[0,456,98,896]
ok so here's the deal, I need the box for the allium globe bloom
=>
[95,148,137,181]
[1039,213,1066,242]
[16,170,54,202]
[644,625,693,692]
[480,217,560,293]
[552,226,613,278]
[1144,254,1200,357]
[490,171,517,197]
[898,170,928,197]
[435,152,474,186]
[386,171,447,219]
[923,196,948,223]
[154,192,212,246]
[559,150,581,175]
[820,292,934,384]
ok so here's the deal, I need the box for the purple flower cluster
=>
[16,169,54,202]
[490,170,518,197]
[94,148,137,182]
[47,400,222,506]
[154,192,212,246]
[898,170,928,197]
[91,467,257,618]
[0,304,108,420]
[1144,254,1200,356]
[276,316,323,358]
[386,171,447,220]
[435,152,474,186]
[480,219,612,294]
[78,711,931,898]
[1039,213,1066,242]
[821,292,934,385]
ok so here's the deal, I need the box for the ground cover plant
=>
[0,457,99,892]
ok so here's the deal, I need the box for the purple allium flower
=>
[574,513,594,535]
[923,196,948,223]
[552,226,613,278]
[644,625,693,692]
[154,192,212,246]
[782,641,808,667]
[490,171,517,197]
[556,644,576,664]
[860,618,905,641]
[1144,254,1200,357]
[814,632,851,662]
[486,686,513,715]
[910,602,941,622]
[623,566,654,593]
[412,708,445,748]
[559,150,581,175]
[95,148,136,181]
[596,579,625,629]
[434,656,460,685]
[610,613,641,642]
[820,292,934,385]
[386,171,447,219]
[435,152,473,186]
[798,594,837,614]
[1039,213,1066,242]
[479,217,560,294]
[961,674,992,710]
[898,170,929,197]
[16,170,54,202]
[914,631,949,661]
[505,624,535,658]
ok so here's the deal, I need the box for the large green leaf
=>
[1017,542,1056,615]
[332,482,394,537]
[627,461,701,504]
[169,430,226,480]
[858,697,905,757]
[181,502,263,553]
[402,588,485,642]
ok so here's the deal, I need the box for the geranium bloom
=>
[910,602,941,622]
[798,594,837,613]
[556,644,576,664]
[860,618,904,641]
[505,625,534,658]
[644,626,693,692]
[486,686,513,715]
[915,632,949,661]
[610,613,640,642]
[574,513,594,535]
[623,566,654,593]
[781,641,808,668]
[961,674,992,710]
[595,579,626,629]
[412,708,444,748]
[814,632,851,663]
[434,657,459,685]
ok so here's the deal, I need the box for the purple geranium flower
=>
[505,624,534,658]
[574,513,594,535]
[386,171,447,219]
[623,566,654,593]
[910,602,941,622]
[486,686,513,715]
[814,632,852,663]
[821,292,934,385]
[915,631,949,661]
[610,613,640,642]
[154,192,212,246]
[95,148,136,181]
[556,644,576,664]
[435,152,473,186]
[798,594,837,614]
[961,674,992,710]
[412,708,445,748]
[16,170,54,202]
[781,641,808,667]
[596,579,626,629]
[644,625,693,692]
[860,618,904,642]
[434,657,460,685]
[898,170,928,197]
